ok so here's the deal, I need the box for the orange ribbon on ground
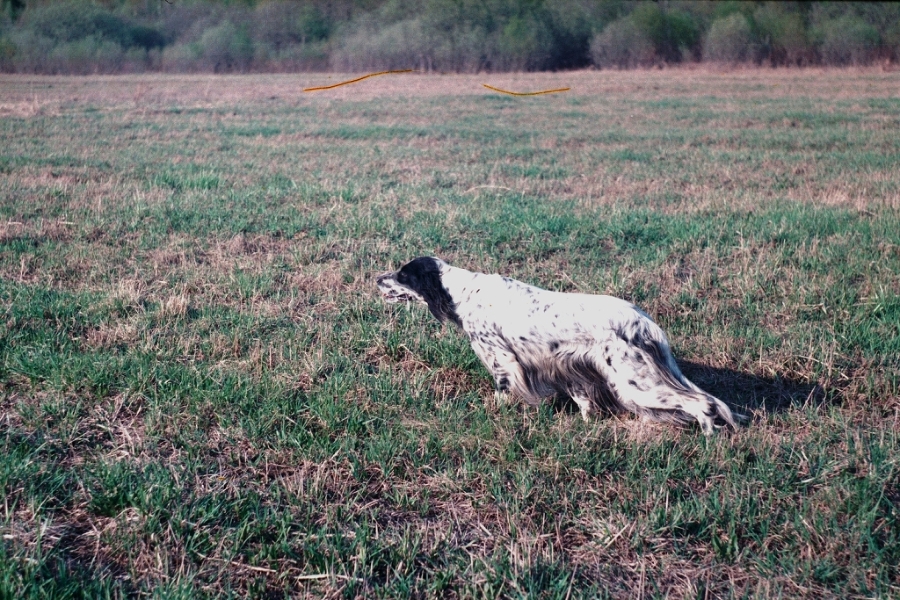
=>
[482,84,570,96]
[304,70,415,92]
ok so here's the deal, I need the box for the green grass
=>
[0,70,898,598]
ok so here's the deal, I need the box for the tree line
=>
[1,0,898,74]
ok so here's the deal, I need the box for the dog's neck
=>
[437,263,479,293]
[436,264,505,317]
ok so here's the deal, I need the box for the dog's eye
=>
[397,272,409,284]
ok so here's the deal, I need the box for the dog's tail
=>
[678,369,747,427]
[595,332,745,434]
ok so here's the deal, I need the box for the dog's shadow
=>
[548,361,822,422]
[677,360,823,416]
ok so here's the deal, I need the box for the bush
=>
[254,1,330,52]
[493,13,553,71]
[259,41,329,72]
[704,13,755,64]
[590,17,655,69]
[0,37,14,71]
[813,15,880,65]
[24,1,123,44]
[665,10,702,61]
[885,20,900,62]
[331,0,602,73]
[129,25,166,51]
[22,1,163,50]
[197,20,254,72]
[440,24,491,72]
[753,4,811,66]
[330,18,431,72]
[542,0,602,69]
[416,23,489,73]
[161,42,201,73]
[629,3,700,63]
[3,0,24,22]
[3,29,54,72]
[157,1,218,47]
[49,35,125,74]
[331,13,496,74]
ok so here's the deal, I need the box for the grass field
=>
[1,68,898,598]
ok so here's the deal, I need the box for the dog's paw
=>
[493,390,514,407]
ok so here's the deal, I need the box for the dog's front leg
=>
[490,365,521,408]
[469,337,530,407]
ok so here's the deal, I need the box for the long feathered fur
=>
[377,257,743,434]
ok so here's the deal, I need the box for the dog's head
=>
[377,257,460,326]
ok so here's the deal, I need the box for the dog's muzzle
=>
[377,272,420,303]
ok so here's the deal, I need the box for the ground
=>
[0,68,898,598]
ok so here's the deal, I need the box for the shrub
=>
[2,29,55,72]
[330,18,431,72]
[157,1,219,47]
[753,4,811,66]
[813,15,880,65]
[665,10,702,61]
[24,1,123,44]
[260,41,329,72]
[197,20,254,72]
[494,13,553,71]
[22,1,163,50]
[254,1,330,52]
[704,13,755,64]
[331,0,597,73]
[590,17,655,69]
[542,0,602,69]
[48,35,125,74]
[885,20,900,62]
[0,37,14,71]
[629,3,700,63]
[330,9,493,74]
[161,42,201,73]
[129,25,166,51]
[419,23,489,73]
[9,0,165,72]
[445,25,492,72]
[3,0,24,22]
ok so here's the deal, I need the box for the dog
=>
[377,257,743,434]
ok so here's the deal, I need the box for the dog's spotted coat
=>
[377,257,742,434]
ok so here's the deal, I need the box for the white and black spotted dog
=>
[377,257,743,434]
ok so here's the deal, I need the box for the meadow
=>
[0,68,898,598]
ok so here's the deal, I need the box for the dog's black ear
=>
[397,257,461,326]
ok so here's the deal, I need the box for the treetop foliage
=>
[1,0,898,73]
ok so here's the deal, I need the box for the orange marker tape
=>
[304,69,414,92]
[482,84,570,96]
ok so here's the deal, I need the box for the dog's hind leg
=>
[568,392,595,422]
[597,340,738,435]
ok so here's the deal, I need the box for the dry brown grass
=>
[2,66,896,114]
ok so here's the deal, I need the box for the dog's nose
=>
[376,272,391,284]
